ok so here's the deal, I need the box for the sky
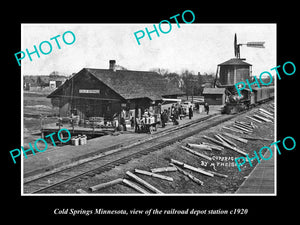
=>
[21,23,276,77]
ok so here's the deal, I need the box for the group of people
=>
[161,104,182,128]
[160,102,210,128]
[119,102,210,132]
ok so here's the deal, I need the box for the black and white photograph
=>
[4,4,298,219]
[21,23,277,195]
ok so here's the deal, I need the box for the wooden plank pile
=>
[202,135,247,156]
[223,120,255,134]
[218,104,275,141]
[245,106,274,124]
[222,105,274,136]
[87,168,172,194]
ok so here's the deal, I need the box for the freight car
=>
[251,86,274,104]
[221,85,274,114]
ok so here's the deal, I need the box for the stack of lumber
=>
[125,171,164,194]
[186,143,212,151]
[223,120,255,134]
[246,107,274,124]
[87,170,168,194]
[187,142,223,151]
[170,159,228,178]
[202,135,247,156]
[180,145,212,161]
[218,107,275,142]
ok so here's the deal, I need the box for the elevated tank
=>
[217,58,252,86]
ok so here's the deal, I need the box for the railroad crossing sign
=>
[234,33,265,59]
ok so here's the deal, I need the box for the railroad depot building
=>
[47,60,184,121]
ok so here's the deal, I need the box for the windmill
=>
[234,33,265,59]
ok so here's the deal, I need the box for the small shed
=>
[202,88,226,105]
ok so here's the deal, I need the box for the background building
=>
[202,88,226,105]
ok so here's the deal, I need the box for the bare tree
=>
[115,64,128,70]
[181,70,205,100]
[150,68,183,89]
[181,70,195,100]
[149,68,169,76]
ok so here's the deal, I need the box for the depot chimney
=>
[109,60,116,71]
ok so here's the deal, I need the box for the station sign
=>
[79,89,100,94]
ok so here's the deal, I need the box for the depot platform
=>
[23,107,221,179]
[236,149,275,194]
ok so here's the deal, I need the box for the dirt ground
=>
[59,101,275,194]
[23,91,59,146]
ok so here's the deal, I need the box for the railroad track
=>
[24,113,240,194]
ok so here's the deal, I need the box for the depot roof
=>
[48,68,184,101]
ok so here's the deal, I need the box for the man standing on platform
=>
[120,108,127,131]
[188,106,193,119]
[204,102,210,115]
[161,110,167,128]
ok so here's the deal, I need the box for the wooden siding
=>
[219,65,250,86]
[203,94,225,105]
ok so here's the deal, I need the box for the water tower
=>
[216,33,264,87]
